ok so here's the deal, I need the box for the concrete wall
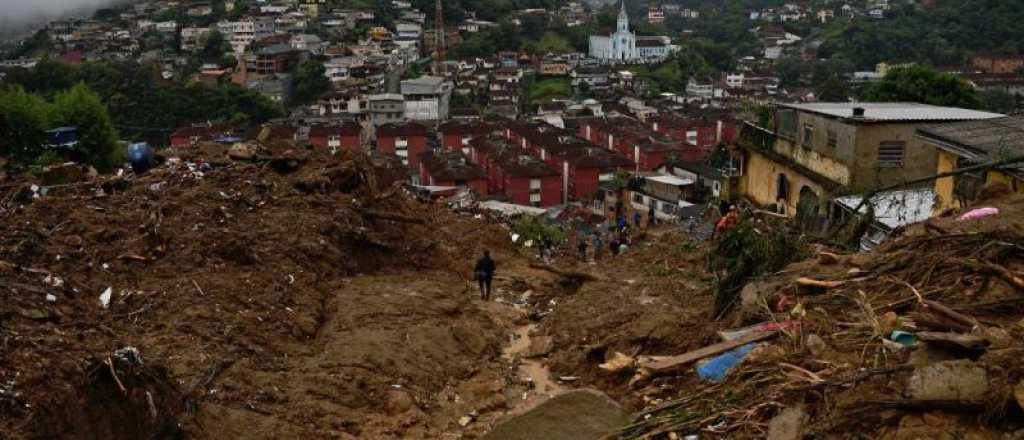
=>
[850,123,936,191]
[741,149,828,216]
[780,110,939,192]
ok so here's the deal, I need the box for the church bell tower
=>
[617,0,629,33]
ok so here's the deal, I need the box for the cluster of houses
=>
[729,101,1024,249]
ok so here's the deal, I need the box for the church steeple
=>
[617,0,629,32]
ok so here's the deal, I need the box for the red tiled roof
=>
[378,122,427,137]
[309,123,361,137]
[421,151,487,181]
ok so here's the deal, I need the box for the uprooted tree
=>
[708,218,809,316]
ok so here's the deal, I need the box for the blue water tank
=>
[127,143,154,173]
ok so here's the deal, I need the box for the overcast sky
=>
[1,0,126,37]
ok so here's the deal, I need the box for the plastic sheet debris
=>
[99,287,112,308]
[890,330,917,347]
[696,343,757,382]
[113,346,144,366]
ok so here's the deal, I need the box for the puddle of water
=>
[502,324,564,398]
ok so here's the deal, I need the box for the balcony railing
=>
[738,121,776,152]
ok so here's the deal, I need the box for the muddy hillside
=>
[0,149,551,439]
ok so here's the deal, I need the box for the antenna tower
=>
[435,0,445,75]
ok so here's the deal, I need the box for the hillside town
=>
[4,0,1024,439]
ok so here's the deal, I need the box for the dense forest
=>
[2,60,283,144]
[818,1,1024,69]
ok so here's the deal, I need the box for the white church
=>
[589,1,676,64]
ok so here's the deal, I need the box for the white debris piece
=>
[43,275,64,288]
[46,294,57,303]
[99,287,113,308]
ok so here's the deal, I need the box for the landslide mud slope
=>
[0,152,527,439]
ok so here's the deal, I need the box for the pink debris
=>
[958,207,1000,221]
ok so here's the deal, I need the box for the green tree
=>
[199,31,229,63]
[980,89,1018,114]
[0,86,53,164]
[776,55,805,87]
[863,65,981,109]
[816,75,850,102]
[53,83,121,172]
[291,60,330,105]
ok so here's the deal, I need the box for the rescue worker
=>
[474,250,496,300]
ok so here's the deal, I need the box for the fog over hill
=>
[0,0,129,39]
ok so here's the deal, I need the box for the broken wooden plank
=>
[916,332,989,353]
[795,277,845,289]
[638,331,779,372]
[360,210,427,224]
[922,300,978,330]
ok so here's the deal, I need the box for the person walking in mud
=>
[474,250,496,301]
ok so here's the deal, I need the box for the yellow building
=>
[916,116,1024,212]
[734,103,1003,220]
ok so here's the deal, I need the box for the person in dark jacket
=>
[474,250,496,300]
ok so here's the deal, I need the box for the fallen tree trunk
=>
[360,209,427,224]
[529,262,602,282]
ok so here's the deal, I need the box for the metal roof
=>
[834,188,935,230]
[647,174,694,186]
[916,116,1024,162]
[778,102,1004,122]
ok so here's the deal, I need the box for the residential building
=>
[917,116,1024,212]
[419,151,489,195]
[247,75,292,103]
[368,93,405,128]
[579,117,687,171]
[468,136,561,207]
[627,173,697,221]
[440,120,498,155]
[734,103,1004,219]
[169,124,230,147]
[571,66,610,89]
[648,5,665,24]
[290,34,323,54]
[256,44,300,75]
[401,76,453,122]
[309,123,362,153]
[187,2,213,17]
[377,122,428,167]
[970,55,1024,74]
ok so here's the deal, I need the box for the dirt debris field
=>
[0,149,568,439]
[7,145,1024,440]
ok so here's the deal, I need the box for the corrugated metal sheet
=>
[779,103,1004,122]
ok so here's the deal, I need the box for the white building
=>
[181,27,214,51]
[291,34,324,54]
[589,1,675,64]
[589,2,636,62]
[401,76,453,122]
[156,21,178,33]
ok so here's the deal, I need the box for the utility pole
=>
[435,0,445,76]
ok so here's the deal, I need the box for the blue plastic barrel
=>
[127,143,153,173]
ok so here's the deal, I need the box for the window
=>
[661,203,675,214]
[802,124,814,147]
[776,173,790,202]
[776,110,797,138]
[529,178,541,192]
[633,194,644,204]
[827,130,837,148]
[878,141,905,168]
